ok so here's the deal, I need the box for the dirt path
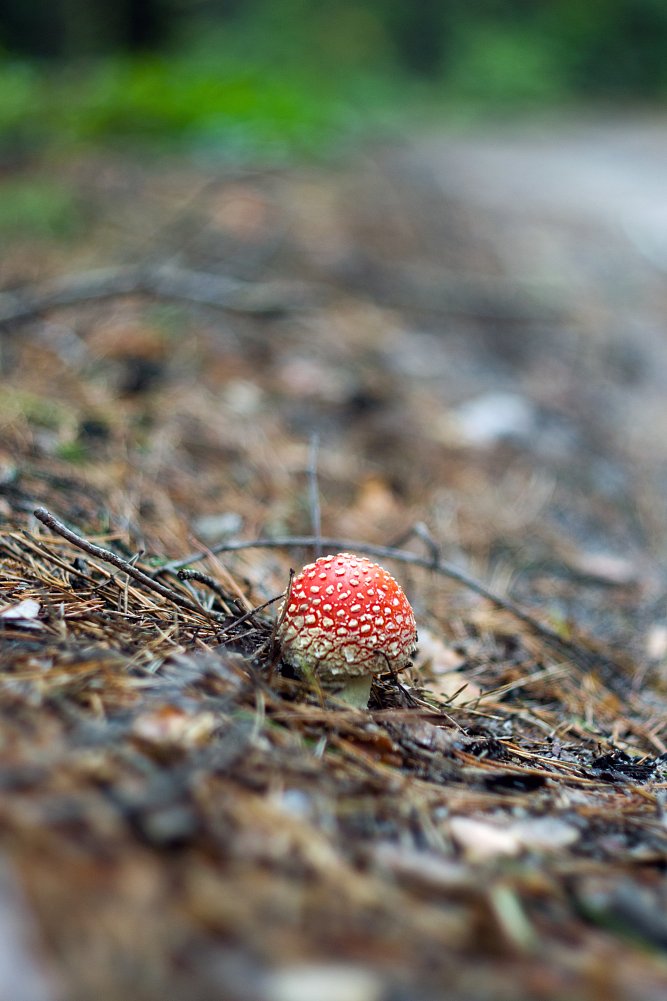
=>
[388,116,667,629]
[416,115,667,231]
[405,114,667,441]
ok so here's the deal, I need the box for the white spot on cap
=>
[310,585,320,594]
[322,617,334,627]
[350,604,362,613]
[305,614,317,625]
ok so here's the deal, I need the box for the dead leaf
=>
[450,816,579,861]
[0,599,42,629]
[414,627,466,673]
[132,707,218,749]
[425,672,481,706]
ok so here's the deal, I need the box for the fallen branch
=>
[372,262,567,323]
[0,264,321,328]
[33,507,224,626]
[160,533,599,669]
[31,509,606,674]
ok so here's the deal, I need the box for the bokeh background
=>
[3,0,667,165]
[5,8,667,1001]
[4,0,667,638]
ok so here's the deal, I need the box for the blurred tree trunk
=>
[0,1,65,56]
[119,0,166,50]
[1,0,169,56]
[388,0,446,77]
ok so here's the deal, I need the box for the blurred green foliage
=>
[1,1,667,161]
[0,56,361,162]
[0,176,83,238]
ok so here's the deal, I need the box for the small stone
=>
[264,964,384,1001]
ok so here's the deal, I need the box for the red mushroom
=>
[276,552,418,706]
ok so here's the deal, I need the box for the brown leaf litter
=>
[1,501,667,1001]
[3,142,667,1001]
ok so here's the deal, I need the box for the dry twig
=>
[307,432,322,559]
[0,264,321,328]
[33,507,224,626]
[159,532,598,667]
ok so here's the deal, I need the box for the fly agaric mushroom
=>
[276,552,417,707]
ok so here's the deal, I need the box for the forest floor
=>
[3,114,667,1001]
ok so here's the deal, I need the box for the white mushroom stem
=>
[334,673,373,708]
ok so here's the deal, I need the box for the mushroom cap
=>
[277,552,417,683]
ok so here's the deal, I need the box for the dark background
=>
[4,0,667,96]
[3,0,667,167]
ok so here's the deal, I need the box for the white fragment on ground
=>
[131,707,218,748]
[0,599,42,629]
[450,817,523,860]
[0,857,57,1001]
[562,549,639,586]
[646,623,667,661]
[450,816,579,861]
[446,392,536,447]
[264,964,384,1001]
